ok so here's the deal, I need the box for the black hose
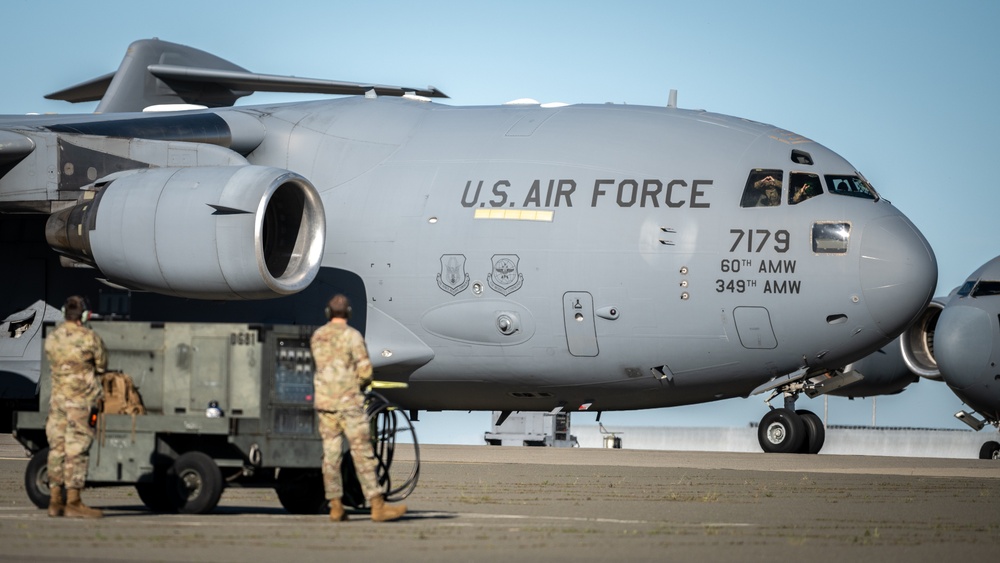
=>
[365,390,419,502]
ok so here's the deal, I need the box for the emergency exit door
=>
[563,291,598,357]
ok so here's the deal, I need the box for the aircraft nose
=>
[934,304,992,391]
[859,215,937,339]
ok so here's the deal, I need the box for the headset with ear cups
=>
[324,296,352,320]
[324,305,352,320]
[62,297,91,323]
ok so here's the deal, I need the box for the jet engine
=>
[826,299,945,397]
[45,165,325,299]
[899,299,945,381]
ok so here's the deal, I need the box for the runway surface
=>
[0,441,997,562]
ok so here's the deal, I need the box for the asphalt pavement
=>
[0,440,997,562]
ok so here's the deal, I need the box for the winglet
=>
[45,38,448,113]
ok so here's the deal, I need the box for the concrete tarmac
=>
[0,442,997,563]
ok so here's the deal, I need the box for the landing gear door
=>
[563,292,598,357]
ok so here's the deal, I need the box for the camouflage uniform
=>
[311,321,381,501]
[44,322,106,490]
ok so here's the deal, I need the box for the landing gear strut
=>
[751,367,852,454]
[955,411,1000,460]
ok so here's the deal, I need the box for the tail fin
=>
[45,38,448,114]
[46,38,251,113]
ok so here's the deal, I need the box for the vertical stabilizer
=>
[96,39,251,113]
[45,39,252,113]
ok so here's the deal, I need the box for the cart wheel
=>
[136,467,175,513]
[24,447,54,509]
[166,451,223,514]
[136,481,175,512]
[275,468,328,514]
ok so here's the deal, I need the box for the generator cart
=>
[14,321,418,514]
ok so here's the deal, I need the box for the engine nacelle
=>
[826,298,946,397]
[900,299,945,381]
[828,339,916,397]
[46,165,325,299]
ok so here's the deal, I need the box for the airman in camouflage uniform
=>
[44,295,106,518]
[311,294,406,522]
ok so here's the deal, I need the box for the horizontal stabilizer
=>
[44,72,116,104]
[148,64,448,100]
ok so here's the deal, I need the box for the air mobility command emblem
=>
[488,254,523,296]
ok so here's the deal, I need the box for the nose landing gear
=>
[751,367,850,454]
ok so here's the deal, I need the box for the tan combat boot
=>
[369,495,406,522]
[47,484,64,517]
[329,498,348,522]
[64,488,103,519]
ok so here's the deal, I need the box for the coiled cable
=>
[365,390,419,502]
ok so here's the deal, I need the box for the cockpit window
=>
[959,280,1000,298]
[825,175,878,200]
[812,222,850,254]
[974,282,1000,297]
[741,169,783,208]
[789,172,822,205]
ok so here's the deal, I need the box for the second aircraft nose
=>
[859,215,937,339]
[934,304,992,391]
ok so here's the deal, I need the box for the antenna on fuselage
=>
[667,89,678,109]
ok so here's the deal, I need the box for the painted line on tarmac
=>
[421,511,754,528]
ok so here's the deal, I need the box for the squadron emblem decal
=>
[488,254,523,296]
[437,254,470,295]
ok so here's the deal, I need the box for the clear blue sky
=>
[4,0,998,444]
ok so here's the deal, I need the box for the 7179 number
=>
[729,229,790,253]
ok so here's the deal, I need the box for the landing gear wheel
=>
[275,468,328,514]
[979,441,1000,460]
[758,408,805,453]
[166,451,223,514]
[24,447,53,509]
[796,410,826,454]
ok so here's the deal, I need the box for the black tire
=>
[165,451,223,514]
[136,482,174,512]
[136,474,175,513]
[979,441,1000,460]
[796,409,826,454]
[24,447,53,509]
[275,468,328,514]
[757,408,806,453]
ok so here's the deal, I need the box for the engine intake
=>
[46,165,325,299]
[900,299,945,381]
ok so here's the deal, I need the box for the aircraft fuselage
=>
[218,97,936,411]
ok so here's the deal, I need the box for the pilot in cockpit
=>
[753,175,782,206]
[790,179,820,205]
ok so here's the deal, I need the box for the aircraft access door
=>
[733,306,778,349]
[563,292,598,357]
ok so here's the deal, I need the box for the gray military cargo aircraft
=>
[849,256,1000,459]
[0,39,938,453]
